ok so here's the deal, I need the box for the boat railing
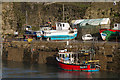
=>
[57,57,100,67]
[57,56,90,65]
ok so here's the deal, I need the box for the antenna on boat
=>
[90,37,95,61]
[26,10,28,25]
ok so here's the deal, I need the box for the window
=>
[87,35,92,37]
[115,24,117,27]
[63,24,65,27]
[60,54,61,57]
[60,24,62,27]
[72,54,74,58]
[69,54,70,58]
[63,54,65,58]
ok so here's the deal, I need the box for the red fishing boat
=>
[56,49,100,72]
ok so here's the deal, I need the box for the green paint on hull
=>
[102,30,119,41]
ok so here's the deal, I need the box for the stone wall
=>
[2,41,120,71]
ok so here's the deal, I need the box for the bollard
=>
[67,41,69,46]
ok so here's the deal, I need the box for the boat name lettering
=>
[80,66,87,69]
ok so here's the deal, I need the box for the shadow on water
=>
[23,48,32,63]
[46,54,57,65]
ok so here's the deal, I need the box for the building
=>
[71,18,111,40]
[71,18,110,29]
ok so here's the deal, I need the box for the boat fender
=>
[61,58,63,62]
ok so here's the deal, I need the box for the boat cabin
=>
[56,49,78,64]
[56,22,70,30]
[56,49,98,65]
[113,23,120,30]
[56,49,91,64]
[24,25,32,31]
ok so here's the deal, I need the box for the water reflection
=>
[57,70,97,78]
[2,60,120,78]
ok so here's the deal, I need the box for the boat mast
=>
[26,10,28,25]
[90,38,95,60]
[63,4,64,22]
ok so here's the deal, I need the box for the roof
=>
[71,18,110,26]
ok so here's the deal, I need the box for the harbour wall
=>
[2,41,120,71]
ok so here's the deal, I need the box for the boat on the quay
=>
[36,22,77,41]
[100,23,120,41]
[56,49,100,72]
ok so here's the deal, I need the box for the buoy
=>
[61,58,63,62]
[32,49,35,51]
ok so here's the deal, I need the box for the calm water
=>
[2,60,120,78]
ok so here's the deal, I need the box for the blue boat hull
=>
[37,33,77,40]
[83,69,99,72]
[45,33,77,40]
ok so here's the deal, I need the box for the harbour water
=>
[2,60,120,79]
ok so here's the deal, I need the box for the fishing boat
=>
[36,22,77,41]
[56,49,100,72]
[23,29,37,41]
[100,23,120,41]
